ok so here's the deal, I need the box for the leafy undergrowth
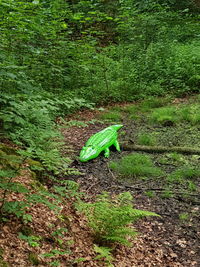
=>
[0,143,161,267]
[1,95,200,267]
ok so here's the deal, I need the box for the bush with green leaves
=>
[109,153,163,179]
[78,192,159,246]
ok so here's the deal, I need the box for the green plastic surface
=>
[79,124,123,162]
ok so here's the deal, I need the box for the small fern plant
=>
[94,245,114,267]
[77,192,159,246]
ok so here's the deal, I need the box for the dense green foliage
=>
[0,2,199,264]
[1,0,199,164]
[0,0,199,220]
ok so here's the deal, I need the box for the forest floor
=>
[0,96,199,267]
[60,96,200,266]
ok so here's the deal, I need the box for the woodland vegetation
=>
[0,0,200,266]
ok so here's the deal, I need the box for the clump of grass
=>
[139,97,170,112]
[179,106,192,122]
[123,97,170,118]
[168,166,200,183]
[168,152,182,162]
[150,103,200,126]
[100,111,121,121]
[123,104,137,114]
[109,106,124,112]
[109,153,163,179]
[158,153,185,166]
[137,133,156,146]
[161,189,174,199]
[187,181,197,192]
[178,104,200,125]
[145,191,156,198]
[122,104,139,120]
[150,106,178,126]
[179,212,189,222]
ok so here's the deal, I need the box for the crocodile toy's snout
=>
[79,146,98,162]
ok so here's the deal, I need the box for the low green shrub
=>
[109,153,163,179]
[78,192,159,246]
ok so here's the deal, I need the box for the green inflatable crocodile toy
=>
[79,124,123,162]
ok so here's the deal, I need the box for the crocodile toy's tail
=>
[111,124,123,131]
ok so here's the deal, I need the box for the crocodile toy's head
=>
[79,146,98,162]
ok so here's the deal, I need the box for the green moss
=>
[0,259,9,267]
[109,106,124,112]
[158,153,185,167]
[28,252,40,266]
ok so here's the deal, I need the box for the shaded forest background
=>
[0,0,200,170]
